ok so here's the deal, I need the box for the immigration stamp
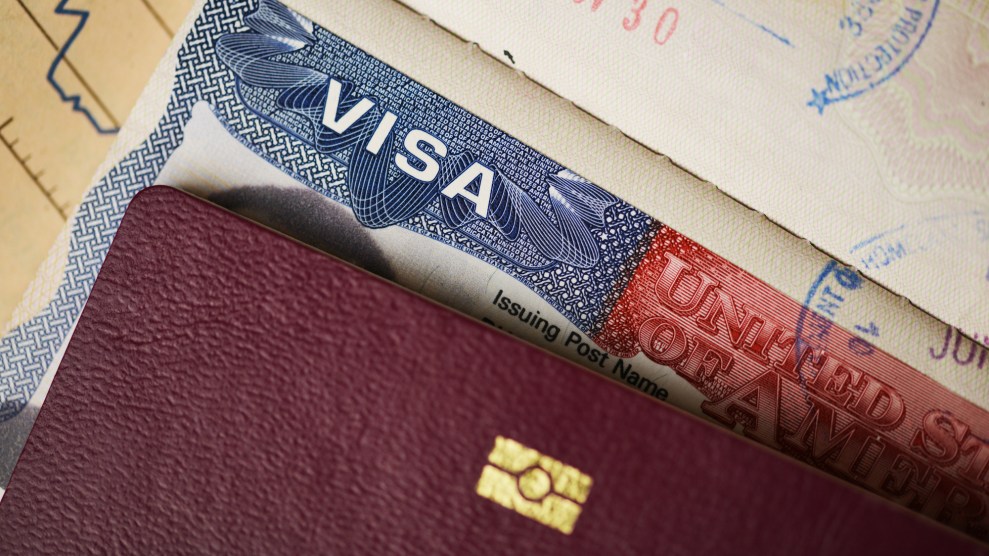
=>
[807,0,940,113]
[850,211,989,274]
[794,260,882,397]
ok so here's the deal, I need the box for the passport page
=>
[397,0,989,339]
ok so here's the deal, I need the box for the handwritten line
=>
[49,0,120,134]
[15,0,120,134]
[0,117,68,220]
[708,0,794,48]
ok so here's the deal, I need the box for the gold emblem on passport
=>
[475,436,592,535]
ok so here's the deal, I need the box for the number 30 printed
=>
[575,0,679,46]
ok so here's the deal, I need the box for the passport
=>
[0,186,979,554]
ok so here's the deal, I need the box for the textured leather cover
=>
[0,186,981,554]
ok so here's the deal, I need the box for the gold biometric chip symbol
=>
[475,436,593,535]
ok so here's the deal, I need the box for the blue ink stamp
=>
[794,260,877,391]
[707,0,794,48]
[808,0,939,114]
[850,210,989,273]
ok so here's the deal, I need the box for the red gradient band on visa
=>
[596,225,989,537]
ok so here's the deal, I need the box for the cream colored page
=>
[0,0,193,329]
[396,0,989,338]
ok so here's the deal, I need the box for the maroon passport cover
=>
[0,186,980,554]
